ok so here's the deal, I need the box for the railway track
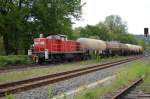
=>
[110,78,150,99]
[0,56,143,97]
[111,78,143,99]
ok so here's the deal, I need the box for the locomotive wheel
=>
[38,58,45,64]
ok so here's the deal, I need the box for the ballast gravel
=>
[4,57,149,99]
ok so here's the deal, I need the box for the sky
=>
[74,0,150,35]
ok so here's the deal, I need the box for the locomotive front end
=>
[28,37,48,63]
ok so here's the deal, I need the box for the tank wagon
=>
[119,43,129,55]
[138,46,143,54]
[77,38,106,56]
[28,34,143,64]
[105,41,121,56]
[125,44,143,55]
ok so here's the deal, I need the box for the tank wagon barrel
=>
[77,38,106,57]
[77,38,106,51]
[106,41,120,50]
[125,44,143,55]
[105,41,123,56]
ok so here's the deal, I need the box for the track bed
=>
[0,56,142,97]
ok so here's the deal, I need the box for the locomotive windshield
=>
[46,35,67,41]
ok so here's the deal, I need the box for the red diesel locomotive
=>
[28,34,89,64]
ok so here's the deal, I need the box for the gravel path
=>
[3,57,149,99]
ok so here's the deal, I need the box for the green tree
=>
[96,22,111,40]
[117,33,137,44]
[137,39,146,49]
[0,0,83,55]
[104,15,127,34]
[31,0,82,36]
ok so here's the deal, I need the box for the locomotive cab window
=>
[47,35,67,41]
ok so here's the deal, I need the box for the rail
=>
[0,56,143,97]
[111,78,143,99]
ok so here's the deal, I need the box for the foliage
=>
[142,62,150,92]
[0,55,31,66]
[135,35,150,49]
[104,15,127,34]
[48,86,52,99]
[0,36,5,55]
[5,94,14,99]
[74,15,138,45]
[0,0,83,55]
[117,33,137,44]
[137,39,146,49]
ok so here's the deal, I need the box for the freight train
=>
[28,34,143,64]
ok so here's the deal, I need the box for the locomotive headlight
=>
[28,49,32,56]
[34,42,38,45]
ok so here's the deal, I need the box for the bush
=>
[0,55,31,67]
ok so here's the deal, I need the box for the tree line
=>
[0,1,145,55]
[73,15,145,47]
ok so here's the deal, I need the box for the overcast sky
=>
[74,0,150,35]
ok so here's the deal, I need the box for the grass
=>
[0,55,31,67]
[74,57,150,99]
[5,94,15,99]
[0,56,128,84]
[140,63,150,93]
[48,86,52,99]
